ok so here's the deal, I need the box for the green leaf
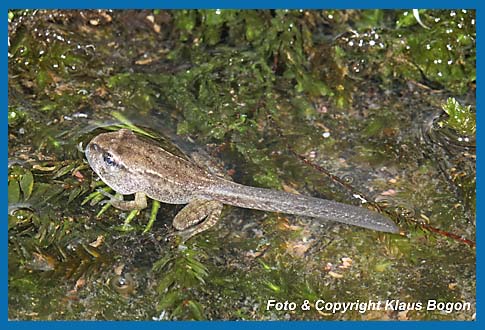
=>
[441,97,476,136]
[186,300,205,320]
[157,273,176,294]
[19,170,34,200]
[8,180,21,203]
[158,290,180,311]
[53,163,76,179]
[265,280,281,293]
[396,10,418,28]
[153,254,174,272]
[67,187,82,204]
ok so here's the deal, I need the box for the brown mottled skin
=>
[85,129,399,240]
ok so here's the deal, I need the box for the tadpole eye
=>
[102,152,117,167]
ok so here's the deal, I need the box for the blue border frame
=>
[4,0,479,328]
[4,1,480,9]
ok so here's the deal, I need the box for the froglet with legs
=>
[85,129,399,240]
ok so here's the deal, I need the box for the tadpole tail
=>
[204,180,400,234]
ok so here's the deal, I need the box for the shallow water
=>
[8,10,475,320]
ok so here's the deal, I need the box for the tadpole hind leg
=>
[171,199,223,241]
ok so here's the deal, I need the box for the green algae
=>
[8,10,475,320]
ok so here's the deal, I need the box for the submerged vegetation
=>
[440,97,476,136]
[8,10,475,320]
